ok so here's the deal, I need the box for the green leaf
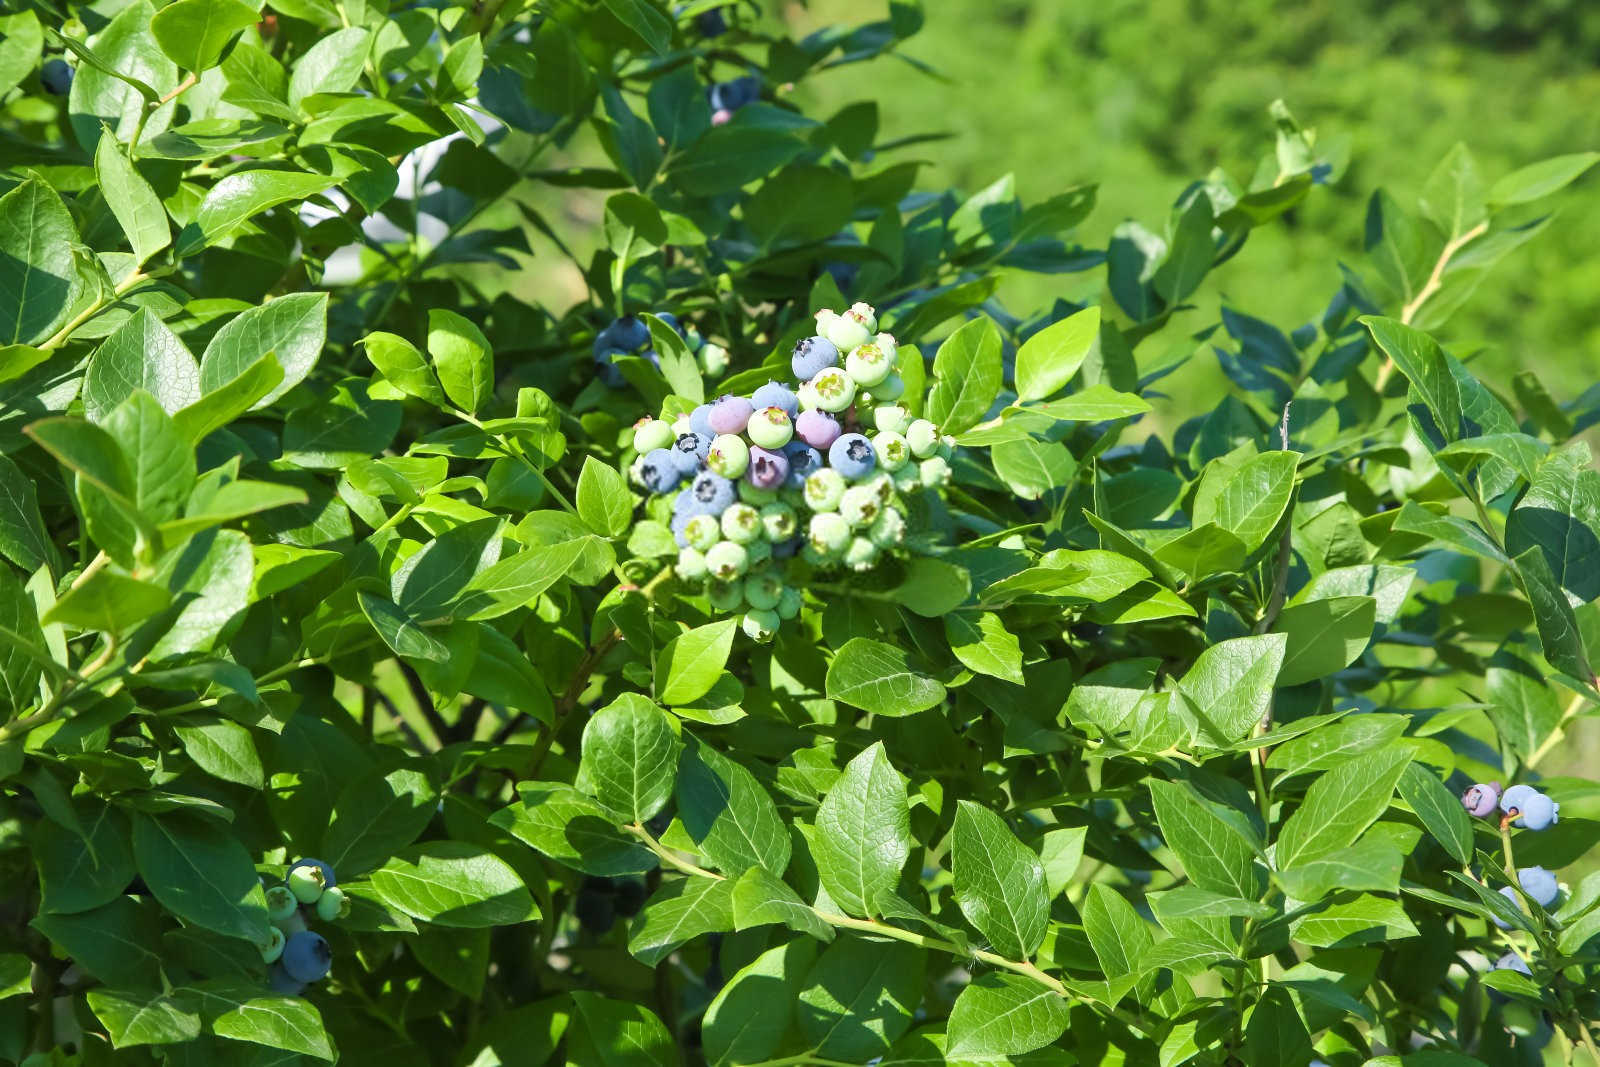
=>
[1082,882,1154,980]
[1396,764,1473,866]
[1152,192,1217,303]
[130,812,270,942]
[1290,893,1417,947]
[655,618,737,705]
[0,568,47,712]
[178,170,339,253]
[150,0,258,72]
[1192,450,1299,554]
[703,936,818,1067]
[84,309,201,423]
[322,765,437,876]
[1028,384,1151,421]
[642,312,702,404]
[31,898,162,987]
[368,841,537,928]
[219,41,293,120]
[282,378,403,469]
[627,877,735,965]
[946,972,1070,1058]
[951,800,1048,959]
[455,537,591,620]
[1487,152,1600,207]
[797,935,925,1060]
[94,134,170,266]
[945,611,1024,684]
[824,638,945,718]
[67,0,179,153]
[86,988,201,1048]
[34,802,136,915]
[813,742,911,918]
[566,991,677,1067]
[1274,595,1376,686]
[104,390,196,523]
[392,518,501,620]
[926,316,1003,436]
[577,457,633,538]
[0,12,42,98]
[580,694,680,823]
[0,178,77,345]
[174,715,262,789]
[602,0,674,55]
[492,784,658,876]
[1505,442,1600,603]
[730,865,834,940]
[677,736,790,877]
[198,292,328,408]
[43,569,171,633]
[1276,749,1413,869]
[0,456,52,575]
[0,953,29,1000]
[357,591,450,662]
[1275,839,1404,900]
[1015,305,1100,402]
[669,123,809,196]
[1039,826,1087,898]
[363,331,448,407]
[1147,779,1262,899]
[991,437,1078,500]
[427,309,494,415]
[210,993,336,1061]
[745,164,854,249]
[1177,633,1286,743]
[891,557,971,616]
[1360,316,1462,444]
[287,26,370,109]
[173,353,284,442]
[1512,545,1593,684]
[1244,987,1314,1067]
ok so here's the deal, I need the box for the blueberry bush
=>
[2,2,1600,1065]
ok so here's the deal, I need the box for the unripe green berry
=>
[699,342,729,377]
[873,405,911,435]
[797,380,822,411]
[777,587,803,620]
[844,536,880,571]
[315,886,350,922]
[760,502,797,541]
[840,485,882,528]
[266,885,299,921]
[633,417,675,455]
[818,309,871,351]
[706,540,749,581]
[920,456,952,487]
[801,543,830,568]
[709,579,744,612]
[677,546,709,580]
[742,609,780,642]
[867,373,905,402]
[869,506,906,548]
[721,503,763,544]
[747,407,794,449]
[809,512,851,555]
[845,342,892,387]
[805,469,847,511]
[938,435,956,460]
[892,464,921,492]
[744,570,784,610]
[872,331,897,361]
[738,480,780,506]
[260,925,286,964]
[707,434,749,478]
[685,513,721,552]
[745,536,773,567]
[906,419,940,458]
[866,473,896,505]
[873,432,911,472]
[811,367,856,413]
[287,865,328,904]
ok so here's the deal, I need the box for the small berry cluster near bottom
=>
[259,857,348,995]
[628,303,954,640]
[1459,781,1567,972]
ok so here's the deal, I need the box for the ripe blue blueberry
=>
[670,432,711,475]
[792,336,841,379]
[1461,782,1500,817]
[828,434,876,479]
[1502,784,1559,829]
[1493,951,1531,976]
[689,470,737,515]
[1500,784,1537,814]
[795,408,843,450]
[708,395,754,435]
[654,311,684,337]
[639,449,682,494]
[1519,866,1559,907]
[751,381,799,419]
[611,315,650,350]
[746,446,789,490]
[695,7,728,37]
[268,962,306,996]
[783,443,823,489]
[689,404,716,437]
[41,59,74,96]
[772,536,801,560]
[670,512,692,549]
[594,347,626,389]
[286,859,335,904]
[281,931,333,983]
[1494,886,1521,929]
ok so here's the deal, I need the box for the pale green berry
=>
[866,473,896,505]
[744,570,784,610]
[685,513,721,552]
[801,543,830,568]
[805,469,847,511]
[797,380,822,411]
[315,886,350,922]
[873,405,911,435]
[938,435,956,460]
[266,885,299,921]
[845,342,892,387]
[872,331,897,361]
[811,367,856,413]
[260,925,286,964]
[840,485,882,528]
[780,486,807,510]
[760,502,797,541]
[844,536,880,571]
[819,309,871,351]
[869,506,906,548]
[287,865,328,904]
[809,512,851,555]
[851,302,879,333]
[721,503,762,544]
[745,536,773,568]
[706,540,749,581]
[699,342,729,377]
[893,464,921,492]
[709,579,744,612]
[920,456,952,488]
[742,609,780,642]
[677,546,709,580]
[708,434,749,478]
[672,414,693,436]
[777,587,803,620]
[633,417,675,454]
[867,372,905,402]
[747,406,794,449]
[907,419,940,458]
[873,432,910,472]
[738,480,780,506]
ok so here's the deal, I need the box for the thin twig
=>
[1374,220,1489,390]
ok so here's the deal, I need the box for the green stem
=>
[1500,819,1517,879]
[39,270,148,350]
[1527,688,1596,770]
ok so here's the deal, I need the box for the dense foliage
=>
[2,2,1600,1066]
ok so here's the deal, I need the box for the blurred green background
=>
[782,0,1600,402]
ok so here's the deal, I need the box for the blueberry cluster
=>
[628,303,954,640]
[706,75,760,125]
[1461,781,1560,830]
[259,858,348,995]
[594,312,728,389]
